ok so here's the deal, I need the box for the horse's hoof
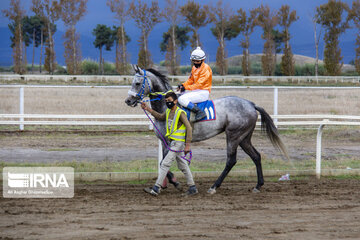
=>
[252,187,260,193]
[207,187,216,194]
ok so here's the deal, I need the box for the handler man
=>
[141,92,198,196]
[177,46,212,122]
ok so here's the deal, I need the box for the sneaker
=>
[183,185,198,196]
[144,185,160,196]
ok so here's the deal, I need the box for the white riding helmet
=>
[190,47,206,60]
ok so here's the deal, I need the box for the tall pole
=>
[273,87,278,126]
[19,87,24,130]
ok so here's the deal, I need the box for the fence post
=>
[19,87,24,130]
[273,87,278,126]
[158,139,163,173]
[316,123,326,179]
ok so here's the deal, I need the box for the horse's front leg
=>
[207,151,237,194]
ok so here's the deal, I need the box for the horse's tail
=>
[255,105,289,160]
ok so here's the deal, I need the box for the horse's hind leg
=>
[240,134,264,192]
[208,134,240,194]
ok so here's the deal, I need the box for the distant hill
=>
[226,54,355,72]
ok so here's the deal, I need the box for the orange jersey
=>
[183,63,212,93]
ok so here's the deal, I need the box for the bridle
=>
[128,70,173,103]
[128,70,153,102]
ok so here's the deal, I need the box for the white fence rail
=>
[1,114,360,126]
[0,114,151,127]
[1,74,360,84]
[4,85,360,131]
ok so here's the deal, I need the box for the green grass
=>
[126,179,149,185]
[1,157,359,173]
[324,175,360,180]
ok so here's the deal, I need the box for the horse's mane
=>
[146,68,172,90]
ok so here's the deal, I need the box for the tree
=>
[233,8,257,76]
[130,0,162,69]
[92,24,114,75]
[22,15,46,73]
[107,0,131,75]
[278,5,298,76]
[30,1,50,73]
[256,4,279,76]
[162,0,182,75]
[160,26,190,52]
[181,0,210,48]
[350,0,360,74]
[59,0,87,75]
[271,29,284,68]
[209,0,239,75]
[310,11,323,77]
[160,26,190,75]
[111,25,130,74]
[316,0,350,76]
[9,17,32,70]
[32,0,61,74]
[2,0,26,74]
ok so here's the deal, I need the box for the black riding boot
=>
[191,105,207,121]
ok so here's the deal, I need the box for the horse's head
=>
[125,65,153,107]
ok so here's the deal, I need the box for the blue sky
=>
[0,0,357,65]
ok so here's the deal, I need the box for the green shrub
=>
[55,64,67,74]
[179,65,192,75]
[274,63,282,76]
[294,63,325,76]
[250,62,262,75]
[0,66,11,72]
[227,66,242,74]
[103,62,117,75]
[81,59,99,75]
[342,70,359,76]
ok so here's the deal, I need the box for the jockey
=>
[177,46,212,122]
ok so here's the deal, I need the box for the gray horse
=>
[125,65,288,194]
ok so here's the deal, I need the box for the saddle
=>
[181,100,216,123]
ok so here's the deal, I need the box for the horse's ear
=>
[132,64,139,74]
[136,65,144,75]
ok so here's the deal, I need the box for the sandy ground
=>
[0,179,359,240]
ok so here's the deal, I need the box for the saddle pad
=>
[182,100,216,122]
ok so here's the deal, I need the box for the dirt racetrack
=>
[1,178,359,240]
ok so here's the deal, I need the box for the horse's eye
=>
[135,82,140,86]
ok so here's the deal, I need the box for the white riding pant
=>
[178,90,209,108]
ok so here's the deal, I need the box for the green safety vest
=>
[165,107,186,142]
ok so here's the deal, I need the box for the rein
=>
[143,108,192,164]
[133,70,192,164]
